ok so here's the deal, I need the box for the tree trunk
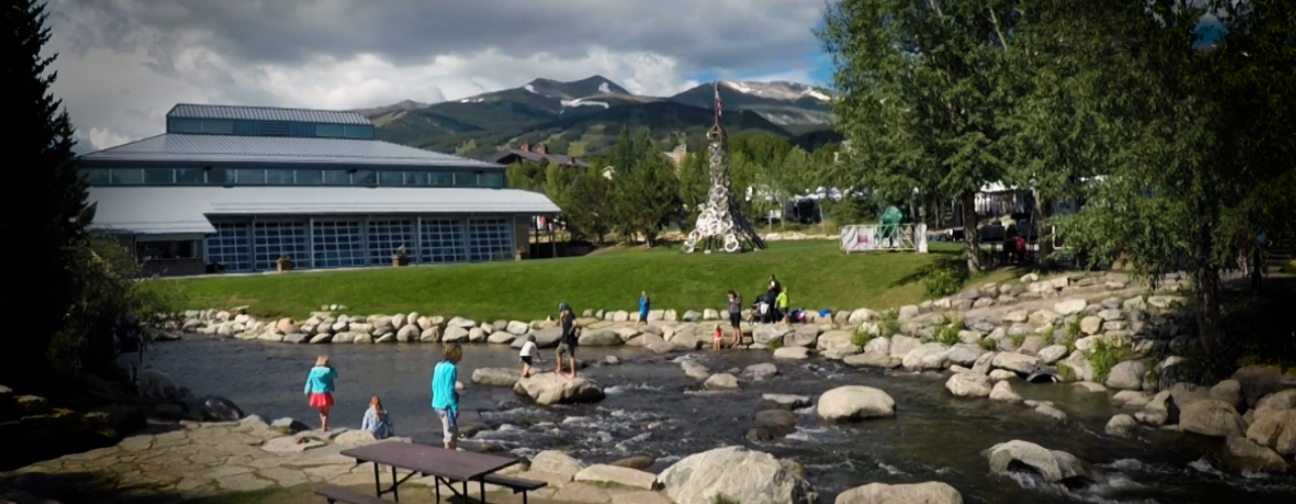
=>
[1191,222,1223,356]
[1036,196,1054,269]
[961,192,981,272]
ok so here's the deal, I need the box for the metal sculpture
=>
[682,82,765,254]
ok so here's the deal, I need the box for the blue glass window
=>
[83,169,111,185]
[203,120,234,134]
[169,119,201,133]
[324,170,349,185]
[404,172,427,185]
[344,125,373,138]
[481,172,504,188]
[266,170,294,184]
[454,172,477,187]
[144,169,174,184]
[112,169,143,185]
[176,168,204,184]
[316,124,344,137]
[237,169,265,184]
[429,172,453,186]
[208,169,232,185]
[354,171,376,185]
[379,171,404,185]
[297,170,324,185]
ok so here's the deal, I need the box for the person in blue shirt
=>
[361,396,394,439]
[431,344,462,450]
[637,291,650,329]
[303,355,338,433]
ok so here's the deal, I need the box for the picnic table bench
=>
[315,442,546,504]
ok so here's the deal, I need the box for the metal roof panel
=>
[168,104,372,125]
[81,134,503,169]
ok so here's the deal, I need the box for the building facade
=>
[81,104,559,276]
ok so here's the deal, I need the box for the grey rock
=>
[472,368,522,387]
[984,440,1088,483]
[990,381,1022,402]
[834,482,962,504]
[513,373,605,405]
[946,372,993,397]
[816,386,896,421]
[658,446,816,504]
[1179,399,1247,437]
[762,394,813,409]
[1106,361,1148,391]
[1105,414,1139,437]
[704,373,740,390]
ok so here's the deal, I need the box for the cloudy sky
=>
[44,0,832,152]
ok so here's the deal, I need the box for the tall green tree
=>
[677,150,709,232]
[3,0,94,385]
[820,0,1019,271]
[559,167,614,243]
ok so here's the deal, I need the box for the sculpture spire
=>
[682,87,765,255]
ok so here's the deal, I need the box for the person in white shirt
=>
[519,335,543,378]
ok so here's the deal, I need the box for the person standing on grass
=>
[555,303,579,379]
[519,335,542,378]
[769,275,781,295]
[303,356,337,433]
[431,344,462,450]
[727,290,743,347]
[637,291,650,329]
[777,288,790,324]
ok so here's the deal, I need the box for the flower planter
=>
[276,260,294,272]
[391,255,409,267]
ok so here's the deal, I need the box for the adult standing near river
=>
[637,291,650,329]
[768,274,781,295]
[303,356,337,433]
[556,304,578,379]
[431,344,462,450]
[726,290,743,347]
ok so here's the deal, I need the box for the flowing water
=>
[150,338,1296,504]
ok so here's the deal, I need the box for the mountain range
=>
[357,75,840,160]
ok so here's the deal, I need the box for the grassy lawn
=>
[175,240,1017,321]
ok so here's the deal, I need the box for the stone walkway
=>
[1,417,672,504]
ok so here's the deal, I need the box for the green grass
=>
[172,241,1013,321]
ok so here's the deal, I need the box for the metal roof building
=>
[82,104,559,276]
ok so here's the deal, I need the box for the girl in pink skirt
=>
[303,355,338,432]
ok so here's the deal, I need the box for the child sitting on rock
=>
[361,396,394,439]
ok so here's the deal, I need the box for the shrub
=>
[936,322,961,347]
[1088,339,1132,383]
[767,338,785,350]
[1055,362,1077,381]
[1041,327,1056,346]
[922,267,966,299]
[878,319,900,339]
[978,337,998,351]
[1061,317,1082,353]
[851,326,877,348]
[713,495,741,504]
[1010,331,1027,350]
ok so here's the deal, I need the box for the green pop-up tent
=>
[875,206,904,244]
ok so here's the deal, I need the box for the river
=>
[149,338,1296,504]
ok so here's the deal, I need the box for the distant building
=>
[485,143,589,168]
[81,104,559,276]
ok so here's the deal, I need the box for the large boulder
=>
[1209,380,1244,410]
[487,331,517,345]
[887,335,920,359]
[1179,399,1247,437]
[762,394,812,409]
[817,331,856,352]
[991,353,1038,374]
[1054,299,1087,316]
[946,372,992,397]
[514,327,563,349]
[442,326,470,343]
[396,325,421,342]
[1252,388,1296,418]
[754,325,793,346]
[579,330,623,347]
[945,344,987,367]
[902,343,949,370]
[574,464,659,490]
[784,326,820,348]
[192,395,243,421]
[1037,346,1068,365]
[774,347,811,360]
[1105,361,1147,391]
[658,446,816,504]
[472,368,522,387]
[842,352,893,369]
[747,409,798,441]
[834,482,962,504]
[447,316,476,329]
[680,361,711,381]
[513,373,605,405]
[705,373,740,390]
[1232,365,1296,407]
[1222,435,1289,473]
[531,450,587,479]
[989,381,1021,402]
[816,386,896,421]
[1061,351,1095,382]
[1105,414,1139,437]
[744,363,780,381]
[1246,410,1296,456]
[863,337,890,355]
[983,440,1089,483]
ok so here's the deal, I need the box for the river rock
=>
[1179,399,1246,437]
[762,394,812,409]
[1112,391,1153,409]
[1232,365,1296,407]
[579,330,622,347]
[574,464,659,490]
[971,351,996,375]
[747,409,799,441]
[514,327,563,349]
[658,446,816,504]
[902,343,949,370]
[531,450,587,479]
[1061,351,1095,382]
[472,368,522,387]
[680,361,711,381]
[816,331,854,351]
[988,369,1018,381]
[863,337,889,355]
[1105,414,1139,437]
[487,331,516,345]
[705,373,740,390]
[1254,389,1296,417]
[1169,382,1211,408]
[880,335,914,360]
[1222,435,1289,473]
[946,372,992,397]
[419,327,441,342]
[447,316,475,329]
[754,325,793,346]
[843,352,893,369]
[1037,345,1068,365]
[468,327,487,342]
[1209,380,1243,409]
[1106,361,1147,391]
[785,326,820,348]
[945,344,986,367]
[395,325,420,342]
[1246,410,1296,455]
[611,456,656,470]
[991,352,1038,374]
[984,440,1088,483]
[744,363,779,381]
[817,386,895,421]
[989,381,1021,402]
[282,332,309,344]
[834,482,962,504]
[849,308,879,324]
[703,309,721,320]
[514,373,605,405]
[443,326,470,343]
[1028,310,1061,328]
[1054,299,1087,316]
[774,347,811,360]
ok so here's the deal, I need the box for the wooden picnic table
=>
[340,442,522,503]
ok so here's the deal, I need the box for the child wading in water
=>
[519,335,543,377]
[303,356,338,433]
[431,344,462,450]
[361,396,394,439]
[712,324,723,350]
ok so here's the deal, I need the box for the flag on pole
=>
[714,81,723,118]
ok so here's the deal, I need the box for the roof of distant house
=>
[82,133,503,170]
[168,103,373,125]
[486,143,589,168]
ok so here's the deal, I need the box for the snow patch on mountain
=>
[722,80,830,102]
[524,84,537,94]
[561,99,610,109]
[599,82,611,93]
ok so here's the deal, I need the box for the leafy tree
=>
[558,167,614,243]
[506,160,548,191]
[2,0,95,386]
[678,150,710,232]
[820,0,1018,271]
